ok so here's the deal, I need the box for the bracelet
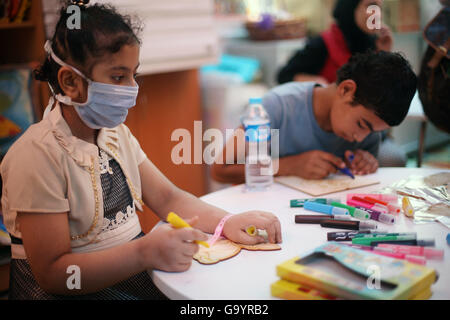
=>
[208,215,232,246]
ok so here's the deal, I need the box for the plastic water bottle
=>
[242,97,273,191]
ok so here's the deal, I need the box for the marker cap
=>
[353,208,370,220]
[423,248,444,259]
[359,221,378,230]
[331,207,350,216]
[417,239,435,247]
[378,213,396,225]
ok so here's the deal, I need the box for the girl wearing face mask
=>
[0,1,282,300]
[277,0,393,85]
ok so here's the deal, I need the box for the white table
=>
[150,168,450,300]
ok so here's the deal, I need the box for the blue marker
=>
[304,201,349,215]
[447,233,450,245]
[338,152,355,179]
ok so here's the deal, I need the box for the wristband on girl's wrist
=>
[208,214,232,246]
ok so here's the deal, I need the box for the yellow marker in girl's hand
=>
[402,197,414,217]
[166,212,209,248]
[246,225,268,240]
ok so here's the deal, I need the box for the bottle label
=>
[244,123,271,142]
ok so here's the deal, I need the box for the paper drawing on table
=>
[275,175,380,196]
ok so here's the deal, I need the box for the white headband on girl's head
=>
[44,40,88,80]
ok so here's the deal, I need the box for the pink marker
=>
[347,199,388,214]
[346,193,398,203]
[363,196,401,215]
[373,247,427,265]
[377,244,444,260]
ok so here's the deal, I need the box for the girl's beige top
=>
[1,102,147,258]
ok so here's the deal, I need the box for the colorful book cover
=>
[276,242,436,300]
[271,279,338,300]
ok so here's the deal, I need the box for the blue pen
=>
[339,153,355,179]
[304,201,350,215]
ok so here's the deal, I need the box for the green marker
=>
[352,235,416,246]
[290,198,340,208]
[331,202,370,220]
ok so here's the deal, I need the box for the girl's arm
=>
[139,158,282,244]
[18,210,206,295]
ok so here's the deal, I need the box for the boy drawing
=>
[212,51,417,182]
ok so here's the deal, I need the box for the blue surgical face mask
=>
[44,41,139,129]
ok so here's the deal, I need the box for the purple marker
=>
[356,206,396,224]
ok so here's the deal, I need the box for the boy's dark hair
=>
[35,0,142,94]
[337,51,417,126]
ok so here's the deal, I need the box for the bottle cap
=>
[249,97,262,104]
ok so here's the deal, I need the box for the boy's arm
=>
[211,127,345,182]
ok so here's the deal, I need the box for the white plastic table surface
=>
[150,168,450,300]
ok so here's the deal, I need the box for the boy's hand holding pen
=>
[345,150,378,176]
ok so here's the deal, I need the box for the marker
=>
[338,166,355,179]
[347,193,399,203]
[331,202,370,220]
[371,239,435,247]
[377,244,444,260]
[347,199,388,214]
[295,215,352,224]
[290,198,340,208]
[372,247,427,265]
[327,230,372,241]
[447,233,450,245]
[354,206,396,224]
[304,201,349,215]
[320,220,377,231]
[363,196,401,214]
[353,234,416,245]
[402,197,414,217]
[166,212,209,248]
[245,225,268,239]
[353,232,416,239]
[353,235,434,247]
[351,196,389,213]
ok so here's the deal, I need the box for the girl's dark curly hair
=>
[34,0,142,94]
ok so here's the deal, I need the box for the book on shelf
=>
[0,0,31,25]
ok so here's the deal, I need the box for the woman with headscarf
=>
[277,0,393,85]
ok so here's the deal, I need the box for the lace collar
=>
[47,102,120,168]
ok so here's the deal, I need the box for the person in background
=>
[418,0,450,134]
[212,51,417,183]
[277,0,406,167]
[277,0,392,85]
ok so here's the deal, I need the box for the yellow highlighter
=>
[402,197,414,217]
[166,212,209,248]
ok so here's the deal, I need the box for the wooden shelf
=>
[0,21,34,30]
